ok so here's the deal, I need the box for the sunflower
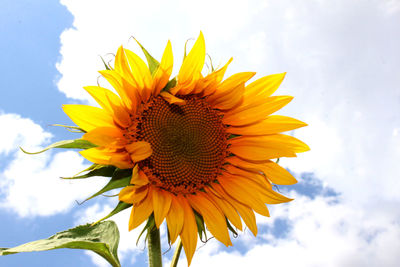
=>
[63,32,309,265]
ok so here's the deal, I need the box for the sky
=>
[1,0,399,266]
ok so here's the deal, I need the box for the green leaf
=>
[132,37,160,75]
[83,168,132,202]
[92,202,132,226]
[21,139,97,155]
[0,221,121,267]
[62,165,116,180]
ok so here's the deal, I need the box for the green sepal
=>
[61,165,116,180]
[92,202,132,226]
[206,54,215,72]
[183,38,195,60]
[226,219,238,237]
[20,139,97,155]
[193,210,207,242]
[132,37,160,75]
[83,168,132,202]
[0,221,121,267]
[163,77,176,92]
[228,134,240,139]
[100,56,111,70]
[137,214,156,246]
[50,124,86,133]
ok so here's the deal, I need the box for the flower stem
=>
[170,238,183,267]
[148,226,162,267]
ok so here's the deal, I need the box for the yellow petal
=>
[212,184,257,236]
[126,185,149,205]
[152,189,172,228]
[226,156,298,185]
[99,70,137,111]
[83,85,121,111]
[200,58,233,96]
[84,86,132,128]
[153,41,173,95]
[166,196,185,244]
[79,147,133,169]
[129,165,149,185]
[179,195,198,265]
[242,72,286,105]
[114,46,137,86]
[218,173,270,217]
[225,165,292,204]
[230,134,310,153]
[225,164,271,189]
[129,188,153,231]
[223,95,294,126]
[63,104,115,132]
[109,153,135,169]
[228,134,309,161]
[229,140,297,161]
[227,115,307,136]
[208,72,255,102]
[206,189,243,231]
[178,32,206,86]
[82,127,124,147]
[160,91,186,105]
[263,161,298,185]
[119,185,136,204]
[188,193,232,246]
[124,48,153,101]
[209,82,245,110]
[125,141,153,163]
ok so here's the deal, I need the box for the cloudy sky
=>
[1,0,399,266]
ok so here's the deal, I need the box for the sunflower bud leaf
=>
[0,221,121,267]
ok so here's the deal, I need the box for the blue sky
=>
[1,0,400,266]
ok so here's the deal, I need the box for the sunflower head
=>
[63,32,309,265]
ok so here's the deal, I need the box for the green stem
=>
[170,238,183,267]
[148,226,162,267]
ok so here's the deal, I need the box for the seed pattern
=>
[131,95,228,194]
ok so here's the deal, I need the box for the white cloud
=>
[189,193,400,267]
[56,0,400,266]
[0,113,52,156]
[0,112,108,217]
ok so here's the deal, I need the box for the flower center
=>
[134,95,228,194]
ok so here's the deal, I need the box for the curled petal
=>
[125,141,153,163]
[160,91,186,105]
